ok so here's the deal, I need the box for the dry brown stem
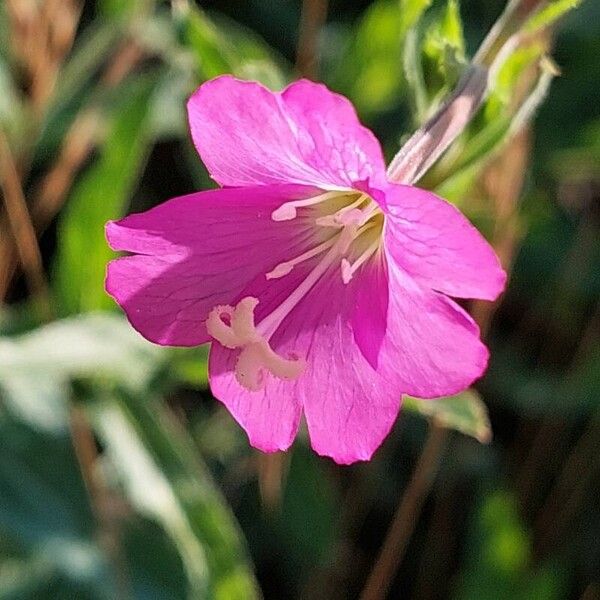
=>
[70,404,131,598]
[296,0,328,79]
[0,39,143,301]
[0,132,53,319]
[360,424,448,600]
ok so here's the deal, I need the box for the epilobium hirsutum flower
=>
[106,76,505,464]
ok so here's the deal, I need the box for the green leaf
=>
[0,412,188,599]
[211,14,288,88]
[98,0,154,20]
[0,313,164,432]
[0,415,112,598]
[178,6,233,78]
[404,389,492,443]
[92,391,260,600]
[423,0,466,85]
[523,0,582,35]
[170,346,209,389]
[175,4,286,87]
[55,74,159,314]
[403,24,429,123]
[52,21,123,112]
[400,0,434,36]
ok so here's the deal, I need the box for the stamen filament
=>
[207,188,385,391]
[259,242,342,339]
[266,235,338,279]
[341,238,381,284]
[271,191,350,221]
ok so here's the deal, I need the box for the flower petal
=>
[351,256,389,370]
[208,344,303,453]
[383,183,506,301]
[206,251,490,464]
[377,258,490,399]
[187,76,386,189]
[105,184,319,346]
[207,253,321,452]
[294,267,401,464]
[280,79,387,187]
[277,258,488,462]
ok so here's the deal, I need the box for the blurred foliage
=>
[455,490,566,600]
[0,0,598,599]
[56,76,160,314]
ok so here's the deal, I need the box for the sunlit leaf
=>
[92,391,260,600]
[55,74,160,314]
[404,390,492,443]
[400,0,434,35]
[211,14,288,88]
[0,313,164,432]
[423,0,466,87]
[170,346,209,389]
[177,5,233,78]
[175,3,286,87]
[523,0,582,35]
[403,24,429,123]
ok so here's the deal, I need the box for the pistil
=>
[206,297,306,391]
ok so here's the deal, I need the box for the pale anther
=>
[265,236,338,280]
[340,238,381,284]
[271,191,348,221]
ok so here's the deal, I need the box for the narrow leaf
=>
[0,313,164,431]
[92,391,260,600]
[524,0,582,35]
[400,0,434,36]
[55,74,159,314]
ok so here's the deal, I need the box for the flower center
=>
[206,190,383,391]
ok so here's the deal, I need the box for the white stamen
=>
[265,236,338,280]
[259,234,351,339]
[205,305,239,348]
[340,238,381,284]
[271,191,348,221]
[230,297,261,342]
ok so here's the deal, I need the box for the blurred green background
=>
[0,0,598,598]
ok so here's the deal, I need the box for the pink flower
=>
[106,76,505,464]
